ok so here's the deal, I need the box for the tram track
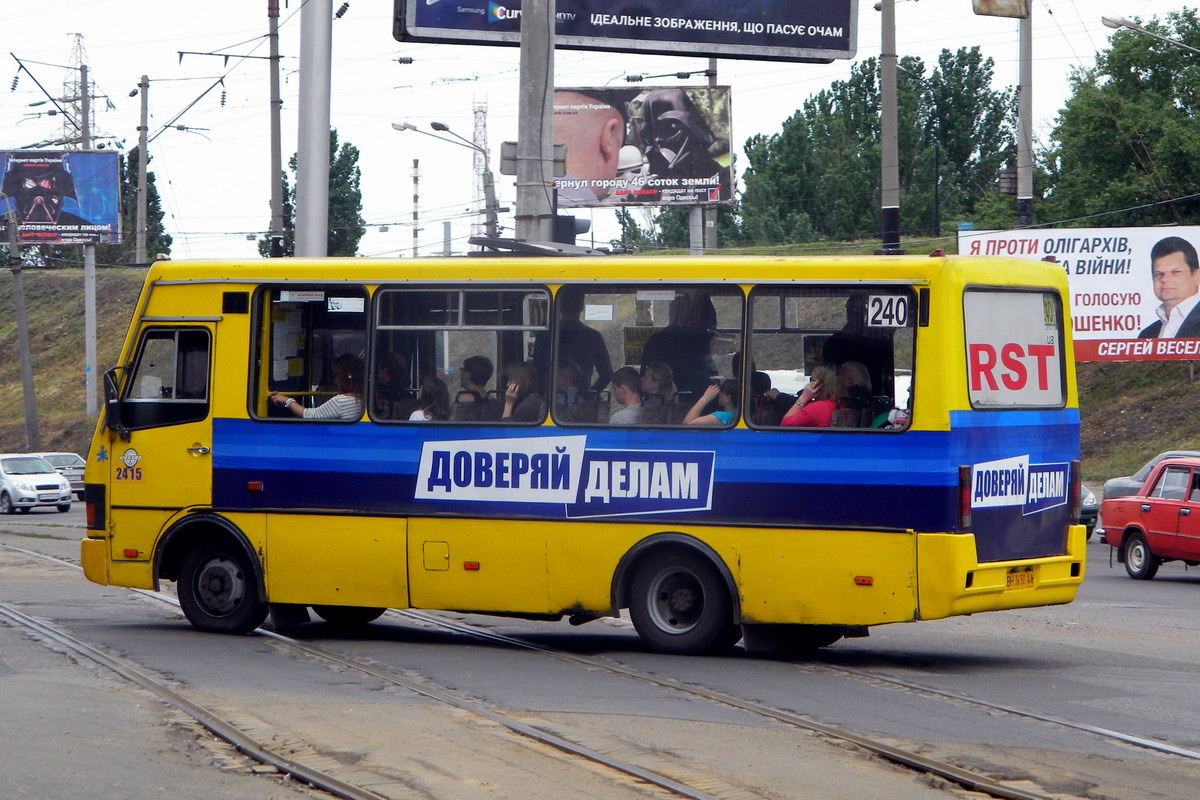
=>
[2,540,1187,800]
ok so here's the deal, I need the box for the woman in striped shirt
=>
[270,353,364,420]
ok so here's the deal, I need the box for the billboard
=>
[961,227,1200,362]
[394,1,858,63]
[1,151,120,245]
[554,86,732,209]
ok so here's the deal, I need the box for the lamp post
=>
[391,121,499,239]
[1102,15,1200,56]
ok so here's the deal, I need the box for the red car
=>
[1099,456,1200,579]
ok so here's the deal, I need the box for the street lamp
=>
[1102,15,1200,56]
[391,121,499,239]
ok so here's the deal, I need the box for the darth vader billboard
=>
[554,86,733,208]
[1,151,120,245]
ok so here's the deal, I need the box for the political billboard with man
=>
[1,151,120,245]
[963,226,1200,362]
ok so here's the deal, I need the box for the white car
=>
[0,454,73,514]
[30,452,86,500]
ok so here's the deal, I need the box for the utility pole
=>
[1016,11,1034,227]
[412,158,419,258]
[515,0,556,242]
[81,63,99,416]
[135,75,149,266]
[877,0,903,254]
[296,0,332,257]
[268,0,285,256]
[704,57,718,251]
[4,205,40,451]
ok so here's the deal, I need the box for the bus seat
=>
[451,390,484,421]
[667,391,697,424]
[637,393,667,425]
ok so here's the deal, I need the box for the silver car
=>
[31,452,86,500]
[1102,451,1200,500]
[0,454,73,514]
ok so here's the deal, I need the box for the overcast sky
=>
[0,0,1185,260]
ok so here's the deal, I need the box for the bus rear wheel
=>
[312,605,386,626]
[178,544,268,634]
[1123,532,1160,580]
[628,550,740,655]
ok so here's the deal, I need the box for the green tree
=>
[259,128,365,257]
[1041,9,1200,227]
[739,48,1014,244]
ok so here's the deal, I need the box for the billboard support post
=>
[515,0,556,242]
[80,63,99,418]
[3,205,39,451]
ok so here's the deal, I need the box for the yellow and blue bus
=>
[81,253,1085,655]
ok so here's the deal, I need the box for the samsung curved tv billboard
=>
[394,1,857,62]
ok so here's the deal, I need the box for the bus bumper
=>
[917,524,1086,620]
[81,537,109,586]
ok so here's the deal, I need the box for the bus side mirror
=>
[103,369,131,441]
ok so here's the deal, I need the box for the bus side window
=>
[748,287,915,430]
[548,285,743,427]
[372,287,550,424]
[255,286,368,420]
[117,327,211,431]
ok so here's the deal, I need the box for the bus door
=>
[105,324,216,514]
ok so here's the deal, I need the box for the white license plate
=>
[38,493,56,501]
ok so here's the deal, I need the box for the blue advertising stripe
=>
[212,412,1078,545]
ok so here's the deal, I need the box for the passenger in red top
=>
[781,364,843,428]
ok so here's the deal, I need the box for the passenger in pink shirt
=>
[781,364,843,428]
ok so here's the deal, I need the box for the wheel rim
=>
[0,495,10,513]
[645,566,706,636]
[1129,540,1146,572]
[193,554,246,616]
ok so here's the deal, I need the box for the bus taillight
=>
[958,465,973,531]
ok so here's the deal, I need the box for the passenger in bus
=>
[823,292,893,395]
[270,353,364,420]
[780,364,842,428]
[375,352,410,400]
[501,361,545,422]
[556,358,584,405]
[683,379,739,426]
[534,287,614,391]
[608,366,642,425]
[457,355,493,402]
[640,292,718,395]
[408,376,450,422]
[639,361,676,403]
[831,360,874,428]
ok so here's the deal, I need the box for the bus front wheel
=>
[178,544,268,634]
[628,550,740,655]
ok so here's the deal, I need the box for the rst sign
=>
[964,290,1065,408]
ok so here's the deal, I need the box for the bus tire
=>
[312,605,386,626]
[178,544,268,634]
[1123,532,1160,580]
[742,623,844,656]
[628,550,740,655]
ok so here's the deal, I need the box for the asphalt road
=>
[3,525,1200,800]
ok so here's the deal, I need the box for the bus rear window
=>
[964,289,1065,409]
